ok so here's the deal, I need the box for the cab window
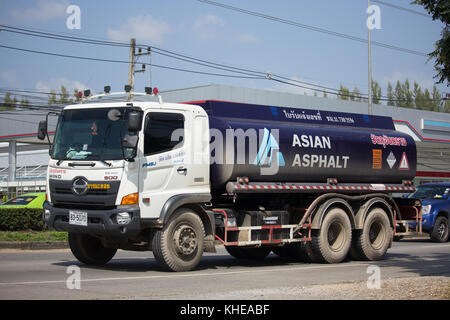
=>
[144,112,184,155]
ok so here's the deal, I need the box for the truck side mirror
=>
[127,111,143,132]
[122,134,139,149]
[37,121,47,140]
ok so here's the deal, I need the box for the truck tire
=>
[225,246,271,260]
[311,207,352,263]
[430,216,449,243]
[68,233,117,265]
[152,209,205,272]
[351,208,392,261]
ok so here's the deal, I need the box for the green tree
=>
[323,90,328,98]
[402,79,414,108]
[338,84,350,100]
[0,92,17,111]
[387,82,395,106]
[423,88,433,111]
[350,86,362,102]
[48,90,58,105]
[58,85,71,104]
[413,81,424,109]
[431,85,442,111]
[412,0,450,85]
[394,80,405,107]
[371,80,382,104]
[444,99,450,113]
[20,98,29,107]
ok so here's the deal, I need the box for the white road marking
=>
[390,243,450,250]
[0,262,369,286]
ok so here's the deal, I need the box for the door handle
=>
[177,167,187,175]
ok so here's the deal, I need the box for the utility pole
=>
[128,38,136,101]
[127,38,151,100]
[367,0,373,115]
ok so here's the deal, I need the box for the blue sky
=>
[0,0,447,102]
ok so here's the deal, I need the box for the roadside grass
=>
[0,231,68,242]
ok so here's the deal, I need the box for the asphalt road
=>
[0,240,449,300]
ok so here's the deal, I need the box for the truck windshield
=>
[409,185,450,200]
[51,107,132,161]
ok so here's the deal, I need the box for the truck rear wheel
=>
[68,233,117,265]
[152,209,205,272]
[430,216,449,243]
[225,246,271,260]
[311,207,352,263]
[351,208,392,261]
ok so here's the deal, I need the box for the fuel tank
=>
[192,101,416,192]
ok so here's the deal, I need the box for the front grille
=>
[54,187,71,194]
[49,179,120,209]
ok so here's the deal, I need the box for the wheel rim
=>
[327,221,345,252]
[173,225,198,256]
[438,222,447,239]
[369,219,386,250]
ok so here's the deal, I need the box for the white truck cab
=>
[41,99,213,271]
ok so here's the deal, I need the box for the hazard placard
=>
[399,152,409,170]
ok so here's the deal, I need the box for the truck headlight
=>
[117,212,131,225]
[422,205,432,215]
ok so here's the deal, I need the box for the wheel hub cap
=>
[173,226,197,256]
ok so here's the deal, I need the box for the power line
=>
[0,25,266,78]
[0,44,265,80]
[0,33,380,99]
[0,25,131,48]
[0,24,426,100]
[371,0,431,18]
[194,0,428,57]
[0,25,443,103]
[0,116,43,125]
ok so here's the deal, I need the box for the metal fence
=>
[0,165,47,204]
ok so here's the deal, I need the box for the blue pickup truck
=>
[409,182,450,242]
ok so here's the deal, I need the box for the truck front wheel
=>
[311,207,352,263]
[68,233,117,265]
[152,209,205,272]
[351,208,392,261]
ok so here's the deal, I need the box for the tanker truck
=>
[37,97,421,272]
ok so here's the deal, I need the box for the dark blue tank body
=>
[191,101,417,191]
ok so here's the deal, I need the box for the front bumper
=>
[43,201,142,237]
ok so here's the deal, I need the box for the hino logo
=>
[72,177,88,195]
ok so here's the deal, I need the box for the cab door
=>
[139,110,191,219]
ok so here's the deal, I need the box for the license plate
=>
[69,211,88,226]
